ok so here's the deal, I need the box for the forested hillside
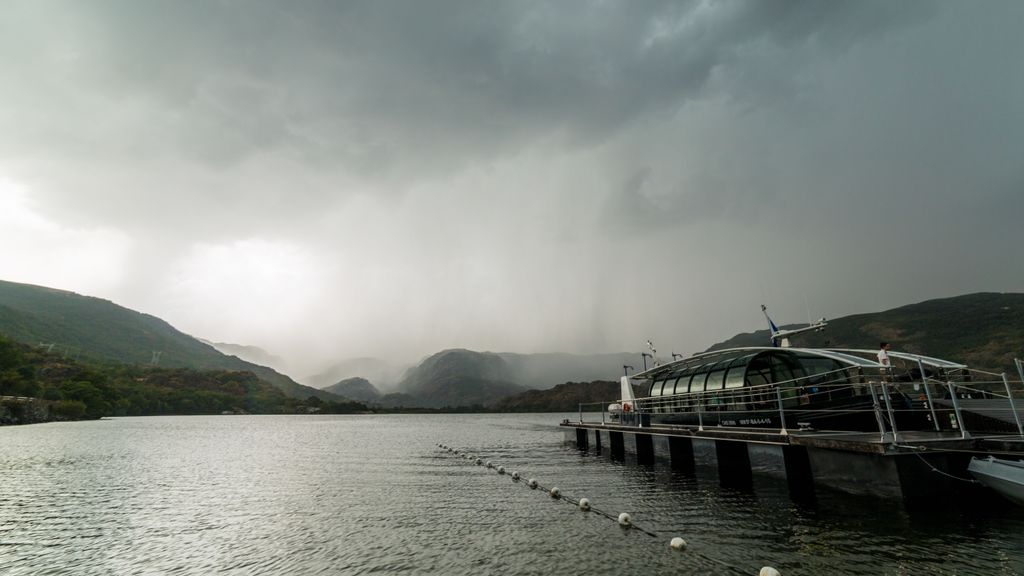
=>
[0,336,367,424]
[707,293,1024,372]
[0,280,338,400]
[491,380,641,412]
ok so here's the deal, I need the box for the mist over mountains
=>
[305,357,406,391]
[330,293,1024,408]
[0,279,641,408]
[203,340,290,375]
[2,278,1021,410]
[307,349,642,408]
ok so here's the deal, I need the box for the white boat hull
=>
[968,456,1024,506]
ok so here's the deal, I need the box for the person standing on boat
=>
[877,342,892,381]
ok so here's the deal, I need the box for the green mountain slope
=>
[323,377,381,403]
[491,380,644,412]
[0,335,367,424]
[204,340,290,374]
[396,349,527,408]
[0,280,338,400]
[707,293,1024,372]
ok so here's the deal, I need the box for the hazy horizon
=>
[3,1,1022,378]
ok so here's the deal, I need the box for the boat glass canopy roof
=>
[633,346,968,383]
[632,347,882,382]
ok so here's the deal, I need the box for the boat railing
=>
[576,359,1024,442]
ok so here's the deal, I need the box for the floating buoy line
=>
[436,443,658,537]
[435,443,782,576]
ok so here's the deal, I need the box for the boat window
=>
[769,353,807,406]
[704,361,729,391]
[724,366,746,389]
[671,376,688,396]
[674,364,697,394]
[797,357,846,385]
[649,379,664,412]
[705,369,725,391]
[688,370,706,394]
[743,354,771,382]
[770,354,797,383]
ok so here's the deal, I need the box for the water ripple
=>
[2,414,1023,575]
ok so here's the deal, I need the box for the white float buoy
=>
[549,487,561,499]
[617,512,632,526]
[511,471,520,481]
[486,461,494,469]
[475,458,483,465]
[759,568,781,576]
[497,466,506,475]
[670,537,687,550]
[527,479,538,489]
[578,498,591,511]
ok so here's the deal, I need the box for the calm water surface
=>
[2,414,1022,575]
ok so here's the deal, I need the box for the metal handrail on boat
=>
[576,359,1024,443]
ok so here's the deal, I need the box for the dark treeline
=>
[0,336,368,424]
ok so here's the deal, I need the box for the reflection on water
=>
[1,414,1022,575]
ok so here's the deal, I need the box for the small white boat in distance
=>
[968,456,1024,506]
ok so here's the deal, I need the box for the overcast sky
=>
[1,0,1022,376]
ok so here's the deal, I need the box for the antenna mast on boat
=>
[645,340,660,367]
[761,304,827,348]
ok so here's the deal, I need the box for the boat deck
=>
[562,420,1024,456]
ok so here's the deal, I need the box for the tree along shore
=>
[0,336,367,425]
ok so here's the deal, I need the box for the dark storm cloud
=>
[1,1,1022,373]
[3,0,925,179]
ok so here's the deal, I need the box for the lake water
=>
[1,414,1022,576]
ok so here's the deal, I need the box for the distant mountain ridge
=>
[491,381,624,412]
[306,357,403,390]
[382,349,649,408]
[0,280,339,401]
[489,292,1024,412]
[309,350,642,409]
[203,340,290,375]
[391,349,527,408]
[706,292,1024,372]
[496,352,640,388]
[323,377,381,403]
[7,279,1018,411]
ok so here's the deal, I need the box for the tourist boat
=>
[612,307,1023,434]
[618,345,979,432]
[968,456,1024,506]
